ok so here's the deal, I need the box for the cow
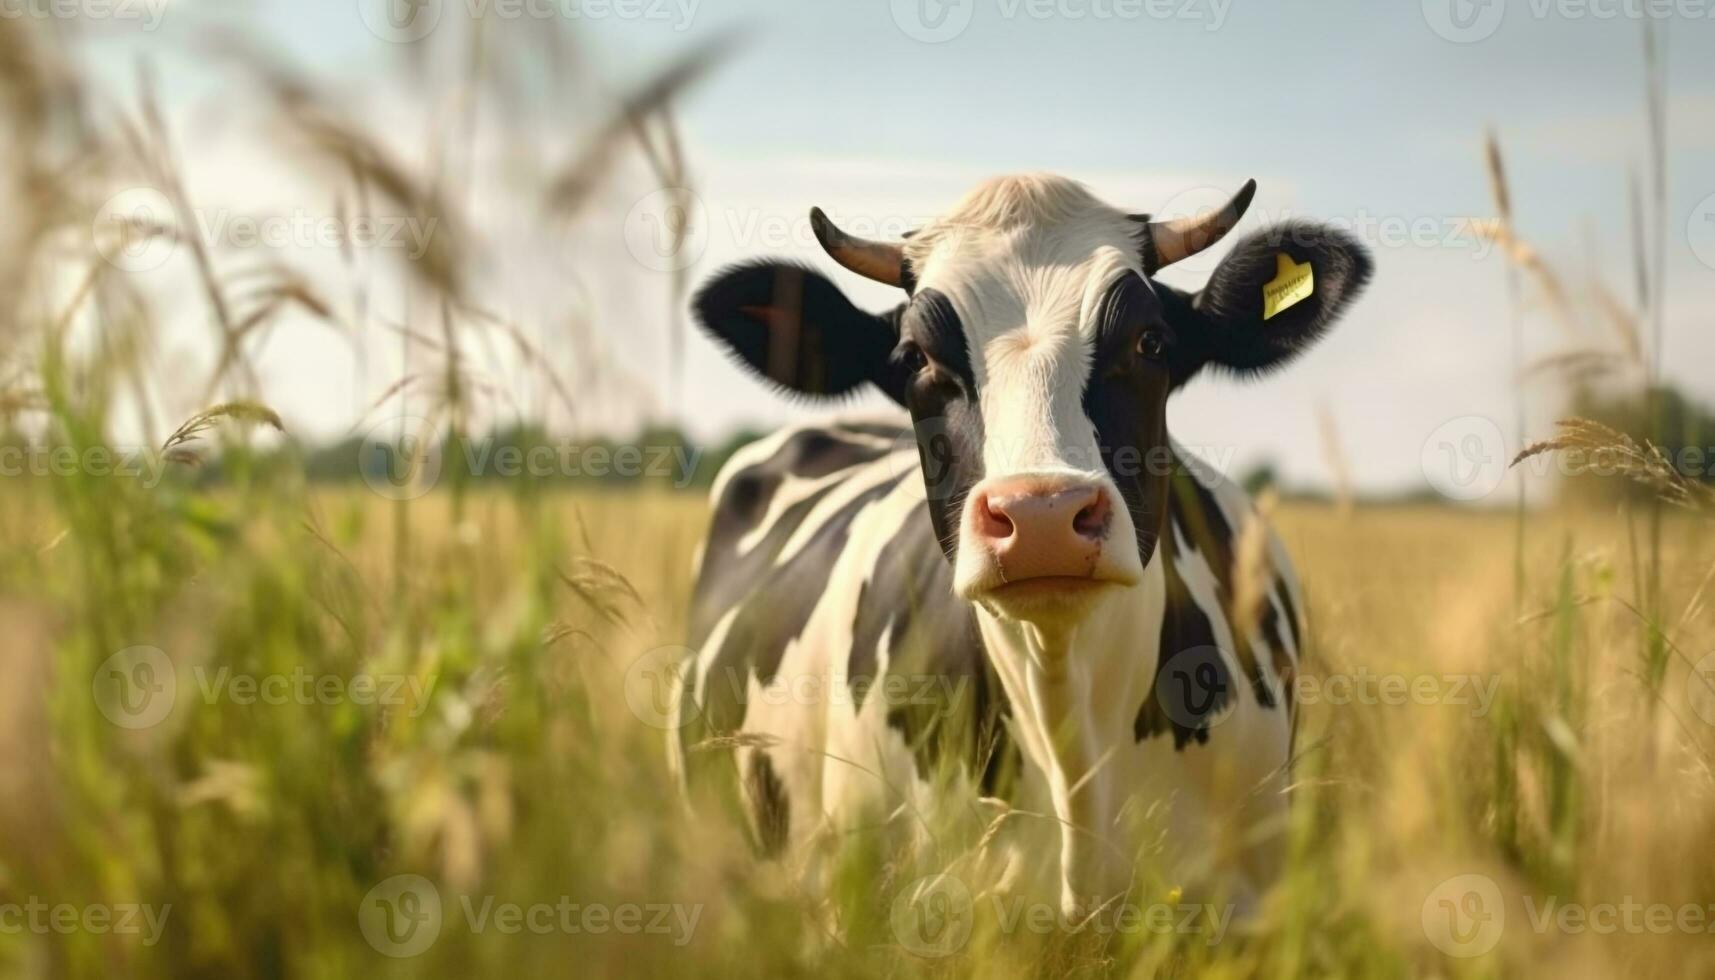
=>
[668,173,1371,918]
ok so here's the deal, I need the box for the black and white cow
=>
[671,174,1370,916]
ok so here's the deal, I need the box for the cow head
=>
[694,174,1370,623]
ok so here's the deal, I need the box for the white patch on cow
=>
[819,470,943,827]
[905,176,1150,598]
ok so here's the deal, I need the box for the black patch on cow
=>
[847,504,1018,798]
[1136,515,1234,749]
[1173,464,1278,707]
[689,426,902,645]
[1135,459,1294,748]
[894,289,986,561]
[745,752,790,857]
[1082,273,1174,569]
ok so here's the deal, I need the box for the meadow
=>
[3,475,1713,978]
[2,10,1711,979]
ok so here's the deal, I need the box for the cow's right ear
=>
[693,262,905,403]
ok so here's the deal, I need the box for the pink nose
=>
[971,479,1112,582]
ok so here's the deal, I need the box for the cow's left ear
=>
[1163,221,1372,385]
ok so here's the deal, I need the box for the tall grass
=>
[1,13,1713,980]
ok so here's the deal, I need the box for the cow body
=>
[673,173,1369,914]
[674,417,1305,909]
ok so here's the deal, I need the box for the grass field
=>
[3,11,1709,978]
[3,474,1713,979]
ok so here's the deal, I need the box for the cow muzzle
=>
[958,474,1140,607]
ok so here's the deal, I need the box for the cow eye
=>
[1136,330,1166,360]
[893,342,929,375]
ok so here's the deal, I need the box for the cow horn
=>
[1137,178,1258,273]
[810,207,907,288]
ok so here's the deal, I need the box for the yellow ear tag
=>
[1262,253,1314,321]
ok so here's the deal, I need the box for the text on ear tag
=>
[1262,253,1314,321]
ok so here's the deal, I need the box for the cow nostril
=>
[975,492,1015,540]
[1073,492,1111,541]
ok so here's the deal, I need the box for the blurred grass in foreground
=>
[2,10,1712,979]
[2,479,1714,978]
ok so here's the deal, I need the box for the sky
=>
[60,0,1715,497]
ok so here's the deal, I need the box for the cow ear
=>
[1167,221,1372,384]
[692,261,904,402]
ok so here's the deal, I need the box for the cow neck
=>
[971,548,1168,918]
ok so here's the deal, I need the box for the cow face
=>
[693,174,1370,622]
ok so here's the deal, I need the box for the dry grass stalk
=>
[160,401,286,465]
[558,556,648,627]
[1512,417,1714,514]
